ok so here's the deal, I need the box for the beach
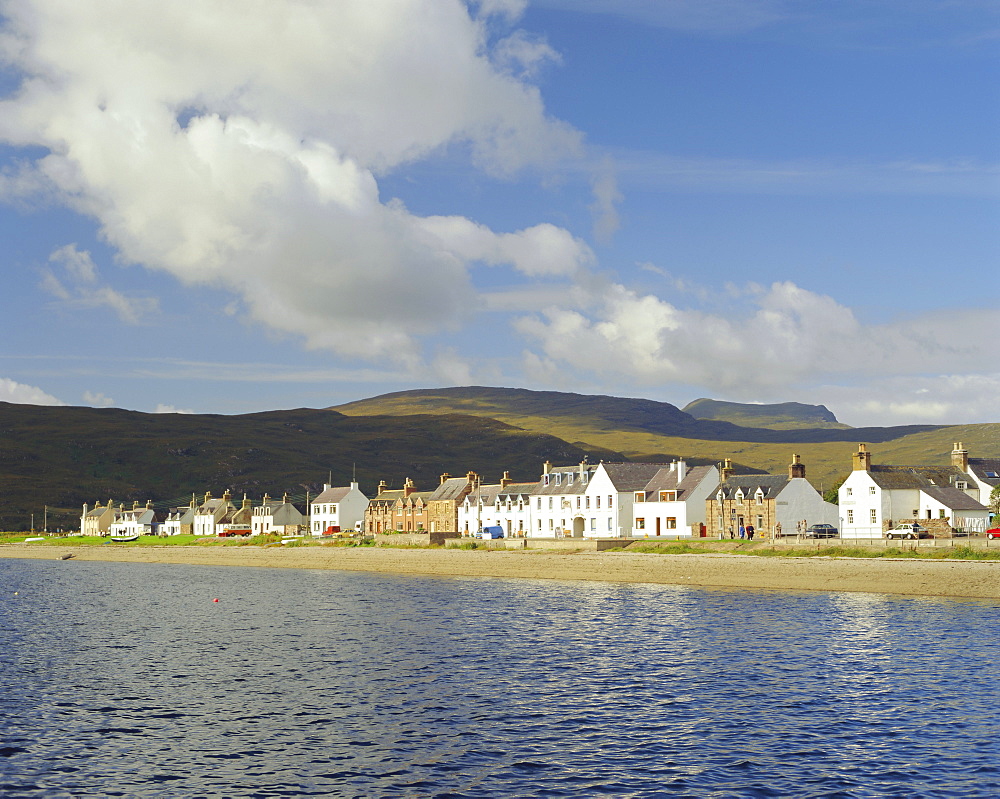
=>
[2,543,999,598]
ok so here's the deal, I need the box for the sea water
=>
[1,558,998,798]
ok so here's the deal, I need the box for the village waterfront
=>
[2,555,1000,797]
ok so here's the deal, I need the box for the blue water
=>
[1,559,999,798]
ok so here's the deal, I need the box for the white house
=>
[108,501,159,538]
[193,491,237,536]
[457,473,535,537]
[838,444,989,538]
[952,442,1000,515]
[631,461,720,538]
[252,494,307,536]
[531,460,602,537]
[309,482,369,535]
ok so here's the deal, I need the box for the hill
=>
[332,386,1000,491]
[681,399,849,430]
[0,402,624,532]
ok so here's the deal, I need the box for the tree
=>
[990,484,1000,519]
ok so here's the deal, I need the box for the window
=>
[608,495,613,508]
[735,490,744,505]
[666,517,676,529]
[846,487,853,496]
[555,473,562,485]
[636,518,645,529]
[659,491,676,502]
[548,498,553,510]
[847,509,854,524]
[956,482,967,490]
[870,509,877,523]
[986,471,998,479]
[549,519,554,529]
[939,510,947,519]
[567,472,574,484]
[576,497,581,509]
[634,492,645,502]
[590,518,596,531]
[543,475,550,486]
[596,496,601,509]
[585,496,590,509]
[537,497,542,510]
[869,486,876,495]
[608,518,613,531]
[755,492,764,505]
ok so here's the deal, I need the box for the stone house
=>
[364,478,431,533]
[426,472,479,534]
[707,455,837,538]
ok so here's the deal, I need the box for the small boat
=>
[110,532,140,543]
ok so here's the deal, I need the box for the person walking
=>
[746,523,755,540]
[738,524,746,539]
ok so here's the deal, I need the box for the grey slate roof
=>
[535,464,599,496]
[714,475,791,499]
[969,458,1000,488]
[921,486,987,511]
[428,477,474,502]
[313,486,352,503]
[601,463,671,491]
[643,465,714,500]
[868,465,978,491]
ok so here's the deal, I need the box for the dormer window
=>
[956,481,967,490]
[634,492,645,503]
[555,473,562,486]
[735,490,744,504]
[543,475,550,487]
[567,472,574,485]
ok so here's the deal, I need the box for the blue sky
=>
[0,0,997,425]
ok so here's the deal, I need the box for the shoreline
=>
[2,543,1000,598]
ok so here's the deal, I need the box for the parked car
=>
[804,524,839,539]
[886,523,932,540]
[986,528,1000,540]
[479,525,504,539]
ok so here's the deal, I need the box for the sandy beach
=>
[2,543,999,598]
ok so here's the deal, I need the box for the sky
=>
[0,0,997,426]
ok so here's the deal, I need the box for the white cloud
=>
[153,403,194,414]
[1,0,584,365]
[515,280,1000,405]
[0,378,65,405]
[82,390,114,407]
[40,244,158,323]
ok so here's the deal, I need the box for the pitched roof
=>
[921,486,987,511]
[868,465,978,491]
[535,464,598,496]
[968,458,1000,488]
[313,485,353,503]
[429,477,474,502]
[715,475,790,499]
[600,462,670,491]
[643,465,715,499]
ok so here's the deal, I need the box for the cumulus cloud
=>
[154,404,194,414]
[515,279,1000,403]
[82,390,114,407]
[1,0,585,365]
[0,378,65,405]
[40,244,157,323]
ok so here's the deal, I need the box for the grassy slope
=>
[0,402,623,531]
[681,398,851,430]
[332,388,999,491]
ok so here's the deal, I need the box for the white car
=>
[886,523,931,540]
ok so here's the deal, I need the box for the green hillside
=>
[0,402,623,532]
[682,398,850,430]
[332,387,998,491]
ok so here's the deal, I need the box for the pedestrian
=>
[738,524,746,539]
[728,526,734,540]
[746,523,755,540]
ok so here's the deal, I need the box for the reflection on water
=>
[1,559,999,797]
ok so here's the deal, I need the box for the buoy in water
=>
[213,598,219,603]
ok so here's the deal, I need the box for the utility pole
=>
[43,505,48,534]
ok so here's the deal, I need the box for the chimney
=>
[543,460,551,475]
[952,442,969,472]
[853,444,872,471]
[579,460,587,482]
[132,500,139,510]
[466,471,479,489]
[146,499,153,509]
[440,472,451,485]
[282,493,289,504]
[500,471,512,489]
[204,491,212,503]
[190,494,197,508]
[222,489,231,502]
[721,459,734,482]
[676,459,687,482]
[403,477,415,497]
[788,453,806,479]
[378,480,387,495]
[241,494,250,509]
[263,493,271,505]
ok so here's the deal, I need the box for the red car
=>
[987,528,1000,540]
